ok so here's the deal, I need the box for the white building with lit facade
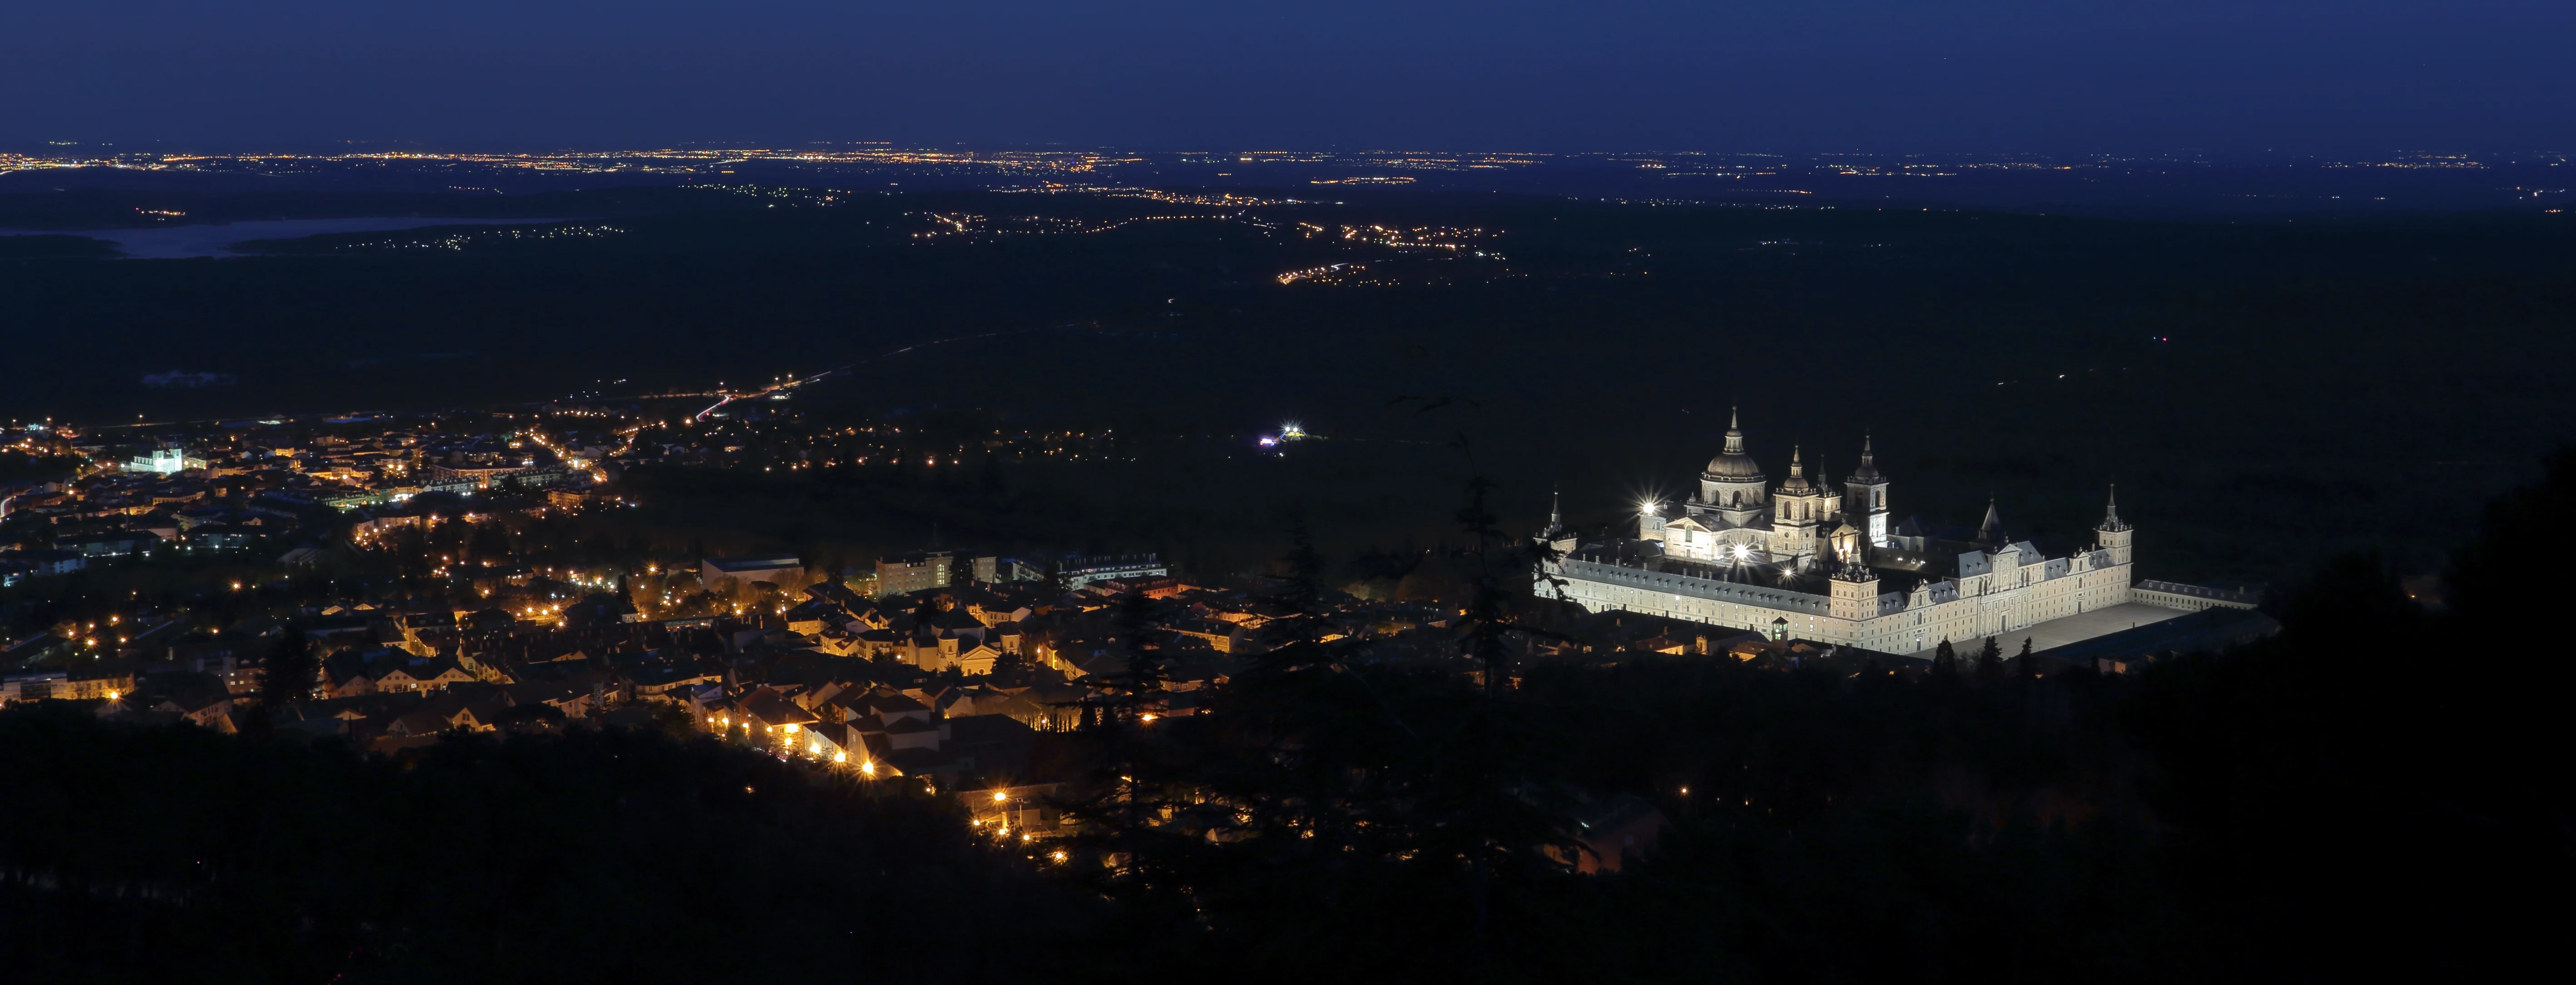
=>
[124,447,208,474]
[1535,410,2235,655]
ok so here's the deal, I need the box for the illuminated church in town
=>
[1534,410,2223,655]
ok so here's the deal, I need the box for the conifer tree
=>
[249,630,317,736]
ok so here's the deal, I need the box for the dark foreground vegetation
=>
[5,452,2571,983]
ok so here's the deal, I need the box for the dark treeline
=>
[7,452,2572,981]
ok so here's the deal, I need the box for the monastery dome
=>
[1705,450,1764,478]
[1704,407,1765,480]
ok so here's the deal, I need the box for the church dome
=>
[1704,408,1765,480]
[1705,450,1764,478]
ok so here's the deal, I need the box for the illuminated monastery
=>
[1536,409,2240,654]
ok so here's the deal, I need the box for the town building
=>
[876,550,953,597]
[1053,554,1168,588]
[702,553,804,589]
[123,447,208,475]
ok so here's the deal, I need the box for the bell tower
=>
[1843,435,1890,547]
[1774,445,1824,562]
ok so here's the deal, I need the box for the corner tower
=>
[2095,484,2133,567]
[1829,554,1880,622]
[1538,486,1577,557]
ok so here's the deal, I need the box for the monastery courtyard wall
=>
[1901,601,2194,659]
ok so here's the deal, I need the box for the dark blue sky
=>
[6,1,2570,154]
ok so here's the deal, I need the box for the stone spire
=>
[1977,497,2005,546]
[1853,434,1881,481]
[1723,405,1746,456]
[1833,550,1876,582]
[1782,445,1812,492]
[2098,483,2130,532]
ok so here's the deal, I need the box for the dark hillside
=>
[3,189,2571,581]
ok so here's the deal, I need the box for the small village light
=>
[993,791,1008,803]
[860,761,877,776]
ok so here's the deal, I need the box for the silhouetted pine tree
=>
[1271,516,1326,620]
[248,630,317,736]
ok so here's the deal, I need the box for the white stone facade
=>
[1544,539,2135,654]
[1537,412,2144,654]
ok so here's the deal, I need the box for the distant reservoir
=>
[0,217,562,259]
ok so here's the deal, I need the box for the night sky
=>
[5,1,2571,153]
